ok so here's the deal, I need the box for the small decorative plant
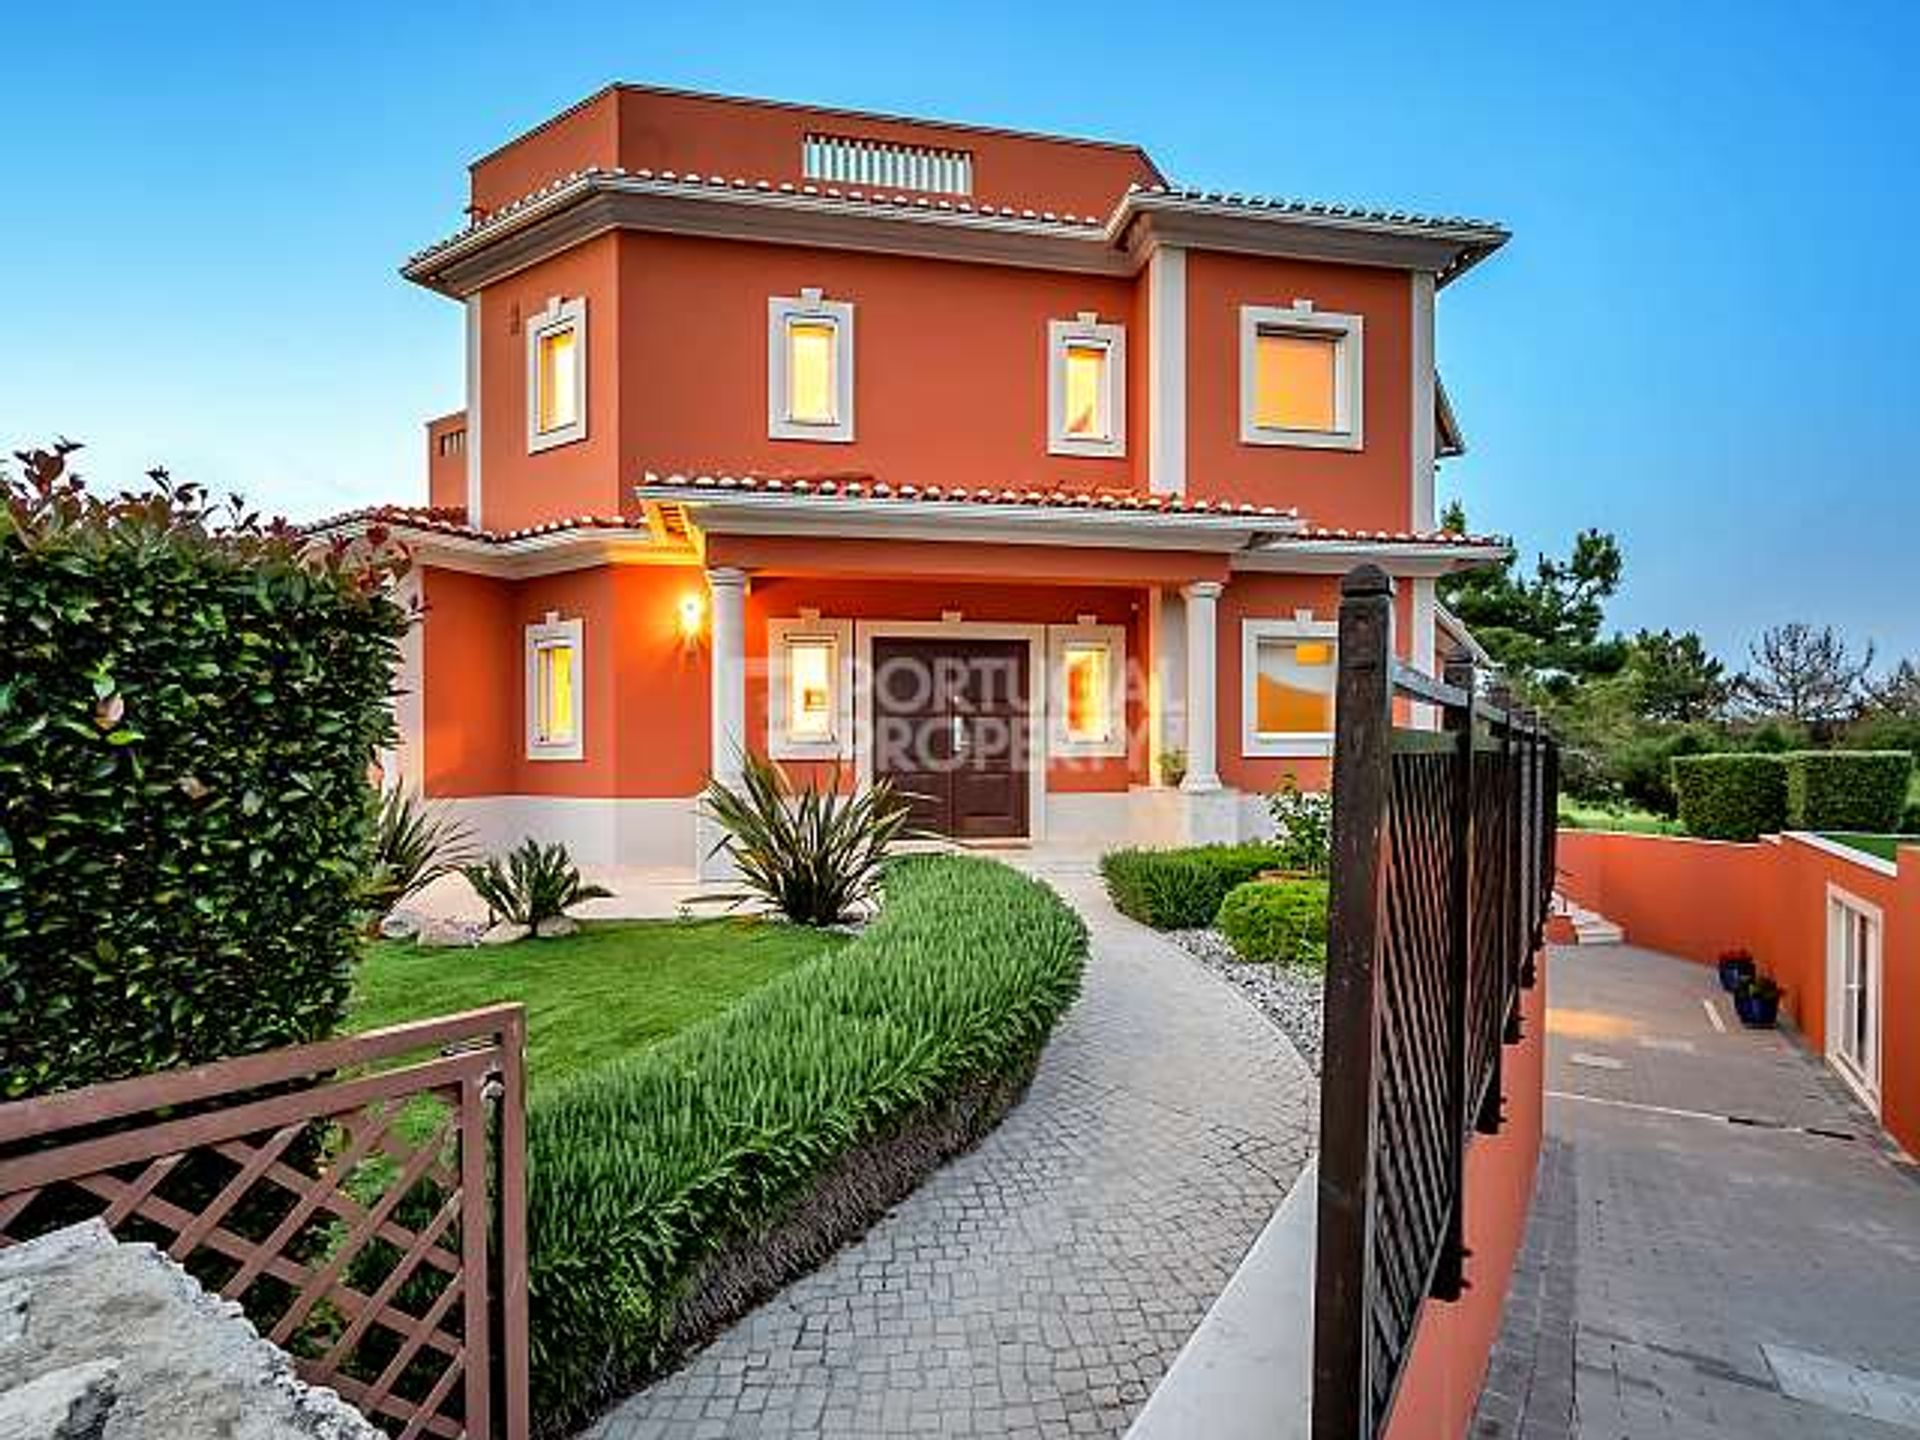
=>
[1217,877,1329,969]
[462,838,611,937]
[1716,947,1756,994]
[700,753,913,926]
[1733,973,1782,1028]
[363,787,477,919]
[1158,748,1189,788]
[1266,774,1332,877]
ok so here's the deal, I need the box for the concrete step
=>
[1553,892,1626,946]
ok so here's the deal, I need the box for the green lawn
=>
[1557,800,1681,836]
[1819,833,1906,863]
[352,919,845,1090]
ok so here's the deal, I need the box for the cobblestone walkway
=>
[1477,944,1920,1440]
[589,862,1319,1440]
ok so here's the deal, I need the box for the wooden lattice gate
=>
[0,1005,529,1440]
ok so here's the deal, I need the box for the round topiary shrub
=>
[1217,877,1329,968]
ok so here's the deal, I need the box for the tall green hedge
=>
[1784,750,1912,832]
[1670,754,1786,841]
[523,855,1086,1429]
[1098,843,1282,929]
[0,445,409,1097]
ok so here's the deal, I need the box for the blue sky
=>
[4,1,1914,665]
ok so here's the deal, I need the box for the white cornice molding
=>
[1233,536,1511,577]
[402,174,1509,298]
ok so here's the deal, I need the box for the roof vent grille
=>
[803,133,972,196]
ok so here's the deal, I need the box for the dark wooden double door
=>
[871,638,1030,840]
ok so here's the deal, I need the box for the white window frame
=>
[1239,302,1364,451]
[768,615,854,760]
[1047,314,1127,459]
[769,290,855,443]
[526,296,587,453]
[1047,621,1127,759]
[525,612,584,761]
[1242,612,1338,758]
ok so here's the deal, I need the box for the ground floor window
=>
[1242,614,1337,757]
[526,613,583,760]
[768,615,853,759]
[1047,622,1126,757]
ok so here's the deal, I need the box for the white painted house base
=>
[439,785,1279,884]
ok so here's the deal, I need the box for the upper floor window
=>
[1047,314,1126,459]
[1239,303,1363,451]
[1242,613,1338,758]
[527,296,587,453]
[526,612,584,761]
[769,291,855,443]
[803,133,972,196]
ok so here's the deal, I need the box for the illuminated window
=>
[1239,305,1363,450]
[1254,333,1338,432]
[1048,315,1126,458]
[786,320,838,425]
[1048,623,1126,757]
[787,637,837,743]
[1242,616,1338,757]
[768,617,852,759]
[526,297,587,452]
[526,614,584,761]
[1062,643,1112,743]
[770,292,855,442]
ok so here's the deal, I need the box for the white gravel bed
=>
[1169,928,1325,1073]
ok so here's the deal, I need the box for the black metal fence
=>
[1312,564,1558,1440]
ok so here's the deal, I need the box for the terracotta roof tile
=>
[639,469,1299,520]
[407,167,1107,268]
[302,504,644,543]
[307,490,1502,552]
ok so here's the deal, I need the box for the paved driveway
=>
[1480,944,1920,1439]
[589,862,1318,1440]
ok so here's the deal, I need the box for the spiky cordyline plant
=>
[462,838,612,928]
[700,753,914,926]
[363,786,478,917]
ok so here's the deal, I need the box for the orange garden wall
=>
[1557,829,1920,1157]
[1384,960,1547,1440]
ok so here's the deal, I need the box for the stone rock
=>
[0,1357,120,1439]
[0,1220,381,1438]
[480,921,531,947]
[414,918,481,949]
[377,909,425,941]
[533,915,578,939]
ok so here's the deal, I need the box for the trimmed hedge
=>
[0,447,409,1097]
[1670,754,1787,841]
[1784,750,1912,832]
[1098,843,1282,929]
[522,855,1086,1431]
[1217,878,1329,968]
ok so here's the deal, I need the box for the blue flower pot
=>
[1718,956,1756,993]
[1734,988,1779,1028]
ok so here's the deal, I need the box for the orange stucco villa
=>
[315,83,1512,877]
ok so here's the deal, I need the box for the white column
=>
[700,567,750,881]
[464,294,483,526]
[707,567,749,784]
[1147,246,1188,497]
[1180,580,1222,793]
